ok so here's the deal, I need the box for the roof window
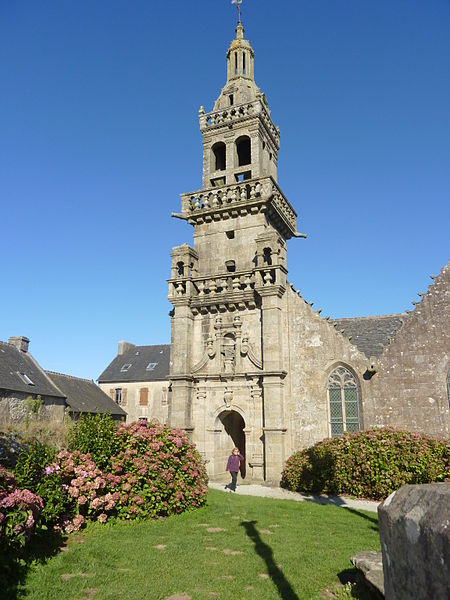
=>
[146,362,158,371]
[120,364,132,372]
[18,372,35,386]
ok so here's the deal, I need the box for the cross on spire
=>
[232,0,242,23]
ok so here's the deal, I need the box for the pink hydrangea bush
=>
[44,420,208,531]
[110,420,208,519]
[0,466,43,552]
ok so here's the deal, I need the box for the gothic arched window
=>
[327,366,360,437]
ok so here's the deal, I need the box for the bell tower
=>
[168,14,303,483]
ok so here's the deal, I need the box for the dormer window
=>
[18,372,34,386]
[120,364,132,372]
[146,362,158,371]
[229,94,234,106]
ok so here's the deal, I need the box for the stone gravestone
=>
[378,483,450,600]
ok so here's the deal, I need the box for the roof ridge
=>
[45,370,93,383]
[332,314,405,321]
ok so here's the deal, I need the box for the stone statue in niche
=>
[221,333,236,374]
[206,336,215,358]
[223,388,233,408]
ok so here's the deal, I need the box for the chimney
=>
[118,341,135,356]
[9,336,30,353]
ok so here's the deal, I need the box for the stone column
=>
[169,302,194,433]
[258,287,287,484]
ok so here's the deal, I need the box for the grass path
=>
[18,489,380,600]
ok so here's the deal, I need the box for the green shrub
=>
[281,428,450,500]
[14,440,56,491]
[67,413,120,470]
[14,440,70,527]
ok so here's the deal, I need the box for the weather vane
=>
[232,0,242,23]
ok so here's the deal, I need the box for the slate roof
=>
[98,345,171,383]
[46,371,126,417]
[331,315,405,358]
[0,341,65,398]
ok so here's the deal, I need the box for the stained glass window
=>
[327,366,360,437]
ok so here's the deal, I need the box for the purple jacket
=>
[226,453,244,472]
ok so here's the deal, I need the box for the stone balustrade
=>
[169,267,285,301]
[181,178,265,213]
[202,102,256,129]
[200,98,280,147]
[169,270,255,298]
[180,176,297,237]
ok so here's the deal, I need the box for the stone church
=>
[167,19,449,483]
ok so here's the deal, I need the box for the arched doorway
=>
[217,410,246,478]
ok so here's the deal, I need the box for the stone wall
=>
[285,285,369,454]
[366,264,450,438]
[0,390,66,424]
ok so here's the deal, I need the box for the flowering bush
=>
[0,466,43,552]
[110,420,209,518]
[36,420,208,531]
[281,428,450,500]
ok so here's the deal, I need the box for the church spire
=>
[226,19,254,83]
[213,15,259,111]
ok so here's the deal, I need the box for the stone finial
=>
[235,21,244,40]
[8,336,30,353]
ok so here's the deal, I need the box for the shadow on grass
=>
[303,496,379,531]
[343,507,379,530]
[240,520,299,600]
[0,528,66,600]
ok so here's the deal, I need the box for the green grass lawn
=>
[16,489,380,600]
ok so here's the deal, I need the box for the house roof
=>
[46,371,126,417]
[98,344,171,383]
[332,315,405,358]
[0,341,65,398]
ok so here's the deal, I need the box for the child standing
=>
[225,447,244,492]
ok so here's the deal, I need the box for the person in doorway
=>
[225,447,244,492]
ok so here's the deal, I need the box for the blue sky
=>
[1,1,449,380]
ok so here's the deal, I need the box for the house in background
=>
[97,342,170,424]
[0,336,126,424]
[46,371,126,421]
[0,336,66,423]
